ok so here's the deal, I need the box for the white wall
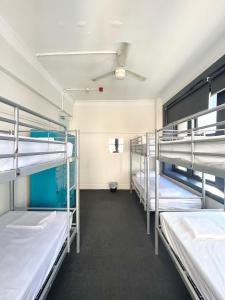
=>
[0,19,73,214]
[71,100,155,189]
[155,98,163,129]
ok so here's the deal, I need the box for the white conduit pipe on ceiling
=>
[36,51,116,57]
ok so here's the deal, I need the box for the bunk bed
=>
[154,103,225,300]
[130,133,201,235]
[130,134,153,209]
[0,96,80,300]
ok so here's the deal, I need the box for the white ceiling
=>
[1,0,225,102]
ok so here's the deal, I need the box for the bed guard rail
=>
[155,101,225,254]
[156,101,225,178]
[0,96,80,254]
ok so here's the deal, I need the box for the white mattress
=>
[132,174,201,210]
[0,135,73,172]
[160,211,225,300]
[0,211,70,300]
[160,135,225,176]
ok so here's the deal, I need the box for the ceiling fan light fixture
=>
[115,68,126,80]
[91,42,146,82]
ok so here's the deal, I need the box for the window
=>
[163,91,225,203]
[197,94,217,134]
[193,171,215,183]
[164,163,224,202]
[108,138,124,153]
[176,166,187,172]
[177,121,188,138]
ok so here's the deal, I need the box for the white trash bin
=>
[109,182,118,193]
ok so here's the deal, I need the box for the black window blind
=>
[165,83,209,123]
[163,54,225,124]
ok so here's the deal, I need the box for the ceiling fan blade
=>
[117,42,130,67]
[126,69,146,81]
[92,71,114,81]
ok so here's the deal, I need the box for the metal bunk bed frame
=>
[130,132,153,234]
[154,102,225,300]
[0,95,80,300]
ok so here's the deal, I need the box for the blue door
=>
[30,131,75,208]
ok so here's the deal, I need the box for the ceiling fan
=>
[92,42,146,82]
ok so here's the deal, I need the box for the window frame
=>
[163,90,225,203]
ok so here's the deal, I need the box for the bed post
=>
[202,172,206,208]
[191,118,194,169]
[14,107,19,174]
[139,154,142,203]
[155,129,159,255]
[144,153,147,212]
[130,140,132,193]
[76,130,80,253]
[9,181,15,211]
[10,107,19,211]
[66,131,71,253]
[146,132,150,235]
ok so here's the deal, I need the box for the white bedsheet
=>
[0,135,73,172]
[6,211,56,230]
[0,211,70,300]
[132,174,201,210]
[160,211,225,300]
[183,213,225,240]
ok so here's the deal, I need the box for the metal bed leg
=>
[66,131,70,253]
[147,210,150,235]
[130,141,132,193]
[139,155,142,204]
[144,156,146,209]
[10,107,19,212]
[155,130,159,255]
[9,180,15,211]
[202,172,206,208]
[76,130,80,254]
[191,118,194,169]
[14,107,19,174]
[146,132,150,235]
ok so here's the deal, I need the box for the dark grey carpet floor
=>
[47,190,191,300]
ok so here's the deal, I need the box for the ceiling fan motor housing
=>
[115,68,126,80]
